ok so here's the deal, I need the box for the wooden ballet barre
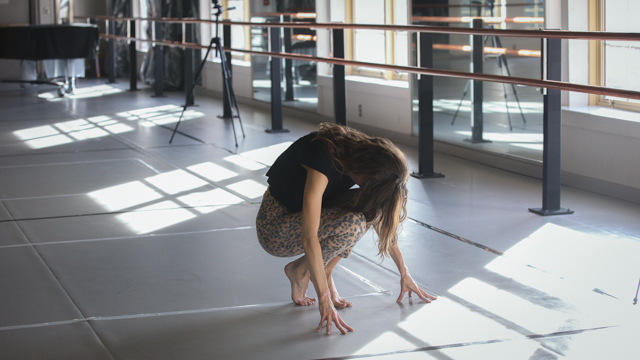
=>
[94,16,640,41]
[432,43,541,57]
[98,32,640,101]
[292,34,317,41]
[252,12,317,19]
[413,16,545,24]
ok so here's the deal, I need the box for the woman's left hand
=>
[397,273,438,303]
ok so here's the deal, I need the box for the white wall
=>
[562,108,640,203]
[202,59,253,100]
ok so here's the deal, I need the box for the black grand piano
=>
[0,23,99,96]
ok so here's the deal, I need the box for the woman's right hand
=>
[316,293,353,335]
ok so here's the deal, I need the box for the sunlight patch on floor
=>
[37,84,122,102]
[145,170,209,195]
[239,142,293,166]
[353,332,433,358]
[226,179,267,199]
[398,297,518,345]
[492,223,640,301]
[224,155,266,170]
[177,188,244,214]
[14,116,135,149]
[85,158,262,234]
[449,277,575,334]
[88,181,163,212]
[115,201,197,234]
[187,162,238,182]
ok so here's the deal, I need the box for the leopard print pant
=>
[256,188,368,266]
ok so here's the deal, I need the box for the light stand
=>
[451,0,527,131]
[169,0,245,146]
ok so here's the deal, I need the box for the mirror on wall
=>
[250,0,318,113]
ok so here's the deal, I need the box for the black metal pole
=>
[107,20,116,84]
[128,20,138,90]
[152,21,165,97]
[266,25,288,133]
[283,15,294,101]
[184,23,195,105]
[529,38,573,216]
[412,32,444,179]
[466,18,489,143]
[221,23,233,117]
[333,28,346,126]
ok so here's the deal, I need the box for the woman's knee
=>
[336,211,368,241]
[353,212,368,238]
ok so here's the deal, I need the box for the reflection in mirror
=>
[250,0,318,113]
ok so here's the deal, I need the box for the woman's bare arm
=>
[388,245,438,303]
[301,165,353,334]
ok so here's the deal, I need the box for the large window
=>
[349,0,408,80]
[591,0,640,111]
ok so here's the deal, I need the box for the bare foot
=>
[284,261,316,306]
[327,275,352,309]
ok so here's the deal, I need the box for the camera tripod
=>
[170,0,245,146]
[451,0,527,131]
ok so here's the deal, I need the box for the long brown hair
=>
[315,123,409,258]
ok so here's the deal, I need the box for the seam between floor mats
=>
[0,157,149,169]
[0,225,256,249]
[0,291,389,332]
[407,217,504,256]
[0,202,255,224]
[309,325,619,360]
[10,220,117,360]
[0,146,149,160]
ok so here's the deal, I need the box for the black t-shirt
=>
[266,132,355,212]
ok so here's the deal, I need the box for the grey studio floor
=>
[1,78,640,360]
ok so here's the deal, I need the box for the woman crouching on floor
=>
[256,122,437,335]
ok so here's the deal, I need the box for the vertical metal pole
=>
[128,19,138,91]
[529,38,573,216]
[184,23,194,105]
[283,15,294,101]
[107,19,116,83]
[222,23,233,117]
[466,18,489,143]
[153,21,165,97]
[333,28,346,126]
[266,25,288,133]
[412,32,444,179]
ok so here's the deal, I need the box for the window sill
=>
[562,106,640,140]
[344,75,408,88]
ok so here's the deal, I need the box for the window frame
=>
[347,0,409,81]
[589,0,640,112]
